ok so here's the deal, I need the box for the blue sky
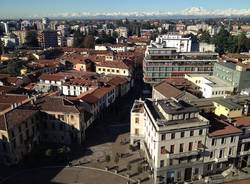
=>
[1,0,250,18]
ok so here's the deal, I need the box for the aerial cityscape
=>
[1,0,250,184]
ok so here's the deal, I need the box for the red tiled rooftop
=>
[0,94,28,105]
[39,73,66,81]
[96,61,129,70]
[234,116,250,127]
[209,118,241,137]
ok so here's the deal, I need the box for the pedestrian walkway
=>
[193,167,250,184]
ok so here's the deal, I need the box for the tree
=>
[127,163,132,171]
[73,29,85,48]
[25,31,39,47]
[83,35,95,48]
[114,154,119,164]
[6,60,23,75]
[212,26,230,53]
[199,31,211,44]
[137,164,143,173]
[105,155,111,163]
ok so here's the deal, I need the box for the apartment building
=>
[96,61,131,77]
[213,99,243,118]
[202,115,241,176]
[0,95,40,165]
[38,96,92,145]
[213,61,250,92]
[38,30,58,48]
[131,99,210,183]
[62,78,94,96]
[35,73,66,93]
[152,80,198,101]
[143,42,218,84]
[185,74,234,98]
[155,34,192,52]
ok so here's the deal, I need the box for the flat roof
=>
[214,99,242,110]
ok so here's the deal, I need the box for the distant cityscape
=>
[1,7,250,184]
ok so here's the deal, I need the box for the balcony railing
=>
[169,150,200,159]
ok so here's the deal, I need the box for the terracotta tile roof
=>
[80,84,115,104]
[0,86,18,94]
[234,116,250,127]
[204,113,242,137]
[37,96,80,114]
[154,81,183,99]
[64,78,95,86]
[0,94,28,105]
[91,85,115,99]
[80,93,99,104]
[96,61,129,70]
[107,76,128,86]
[39,73,66,81]
[0,107,38,130]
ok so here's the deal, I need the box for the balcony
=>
[143,141,152,166]
[214,156,228,163]
[239,149,250,156]
[169,150,200,159]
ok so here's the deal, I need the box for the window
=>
[190,130,194,137]
[231,136,235,143]
[180,143,184,152]
[160,160,164,167]
[161,134,166,141]
[219,149,224,158]
[18,126,22,133]
[229,147,233,155]
[210,151,214,158]
[135,117,139,124]
[199,129,203,135]
[135,128,139,135]
[207,164,212,171]
[198,141,202,149]
[58,115,65,121]
[212,139,216,146]
[170,145,175,154]
[161,146,166,154]
[171,133,175,139]
[181,132,185,138]
[169,159,173,166]
[98,68,101,71]
[189,142,193,151]
[177,171,181,180]
[194,168,199,175]
[116,70,119,73]
[107,69,110,72]
[221,138,225,145]
[111,69,115,72]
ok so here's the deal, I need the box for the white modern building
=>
[185,74,234,98]
[155,34,192,52]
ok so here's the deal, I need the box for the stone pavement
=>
[193,167,250,184]
[71,132,153,184]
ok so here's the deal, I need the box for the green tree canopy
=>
[83,35,95,48]
[6,60,23,75]
[25,31,39,47]
[199,30,212,44]
[73,29,85,48]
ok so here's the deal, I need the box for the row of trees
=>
[199,27,250,53]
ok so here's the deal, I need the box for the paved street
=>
[227,179,250,184]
